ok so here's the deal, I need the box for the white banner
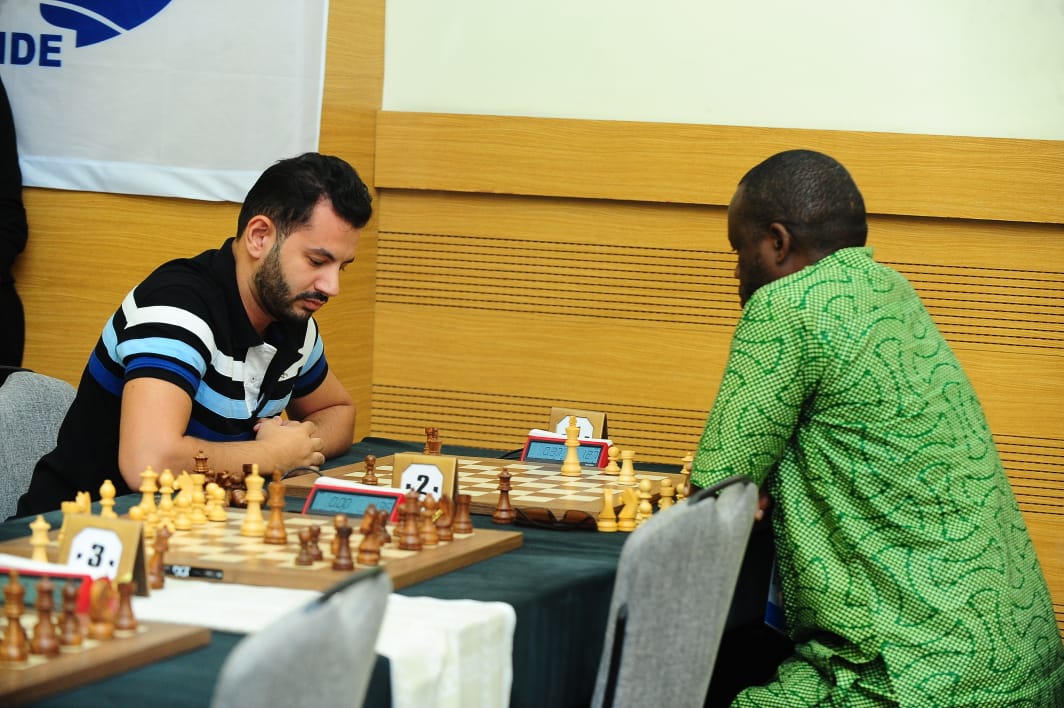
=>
[0,1,329,202]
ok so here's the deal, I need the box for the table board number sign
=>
[57,514,149,596]
[390,453,459,501]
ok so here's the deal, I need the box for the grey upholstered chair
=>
[211,566,392,708]
[591,475,759,708]
[0,368,76,520]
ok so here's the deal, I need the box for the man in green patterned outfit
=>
[690,150,1063,707]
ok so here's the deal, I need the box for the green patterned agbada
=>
[691,247,1064,707]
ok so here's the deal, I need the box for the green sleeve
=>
[690,294,823,488]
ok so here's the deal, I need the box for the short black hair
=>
[738,150,867,253]
[236,152,373,238]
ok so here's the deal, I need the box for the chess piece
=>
[424,426,442,455]
[362,454,378,485]
[452,493,474,535]
[420,494,440,546]
[29,514,50,563]
[492,469,516,524]
[309,525,324,561]
[30,575,60,656]
[224,464,248,508]
[137,466,158,515]
[207,483,228,522]
[240,464,266,537]
[597,486,618,532]
[75,490,91,514]
[375,509,392,547]
[99,478,118,518]
[603,445,621,475]
[229,464,252,508]
[636,478,654,526]
[617,487,638,532]
[658,478,676,510]
[295,528,315,566]
[2,569,28,662]
[357,529,382,566]
[57,499,78,546]
[331,515,344,557]
[114,580,138,634]
[560,416,583,477]
[193,450,210,477]
[137,466,159,541]
[173,492,193,531]
[189,472,208,525]
[435,494,455,542]
[332,517,355,571]
[59,580,83,647]
[148,525,171,590]
[678,452,693,501]
[398,490,423,551]
[359,505,378,538]
[264,470,288,545]
[618,449,637,486]
[87,577,116,640]
[157,469,176,532]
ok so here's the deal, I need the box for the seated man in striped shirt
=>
[16,152,372,517]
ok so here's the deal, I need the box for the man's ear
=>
[242,215,276,259]
[767,222,794,265]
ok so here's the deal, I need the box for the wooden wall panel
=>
[376,112,1064,223]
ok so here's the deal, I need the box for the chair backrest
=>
[591,475,758,708]
[0,369,76,520]
[210,566,392,708]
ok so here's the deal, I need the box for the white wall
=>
[383,0,1064,140]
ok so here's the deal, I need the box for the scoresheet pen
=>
[163,563,224,580]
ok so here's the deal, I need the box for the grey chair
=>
[211,566,392,708]
[591,475,759,708]
[0,368,76,520]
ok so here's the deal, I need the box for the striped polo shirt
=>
[16,238,329,516]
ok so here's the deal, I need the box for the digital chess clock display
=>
[523,439,606,466]
[301,481,405,522]
[307,489,397,517]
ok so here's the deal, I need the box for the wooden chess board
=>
[0,510,522,593]
[0,612,209,706]
[286,456,690,517]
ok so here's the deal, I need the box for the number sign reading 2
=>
[389,453,459,501]
[400,463,445,498]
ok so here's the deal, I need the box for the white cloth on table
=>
[132,581,515,708]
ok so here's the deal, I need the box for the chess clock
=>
[520,434,611,468]
[302,478,406,523]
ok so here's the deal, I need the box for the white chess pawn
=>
[618,450,637,486]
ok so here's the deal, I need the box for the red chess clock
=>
[301,478,406,523]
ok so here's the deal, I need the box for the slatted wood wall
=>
[372,111,1064,632]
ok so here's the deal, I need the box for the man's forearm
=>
[120,436,288,491]
[303,402,355,458]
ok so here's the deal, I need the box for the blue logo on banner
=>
[39,0,172,48]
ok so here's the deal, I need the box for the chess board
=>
[0,612,209,706]
[286,456,690,517]
[0,510,522,593]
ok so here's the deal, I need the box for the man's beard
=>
[738,252,771,307]
[254,244,328,325]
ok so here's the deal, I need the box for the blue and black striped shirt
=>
[16,238,329,516]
